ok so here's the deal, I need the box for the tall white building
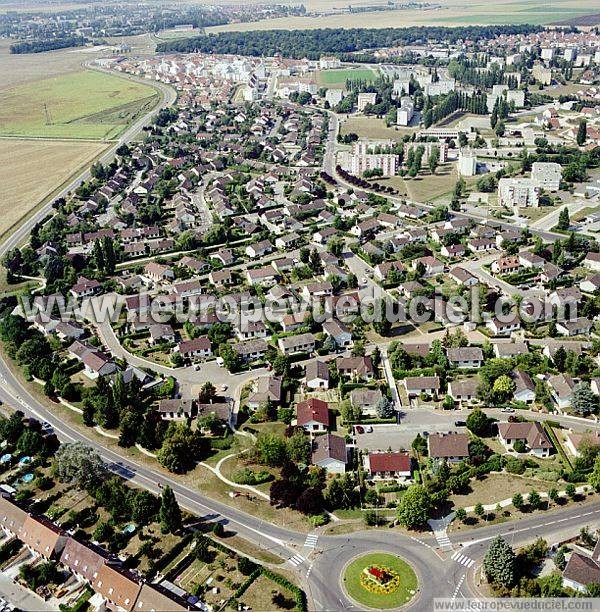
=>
[458,149,477,177]
[498,178,540,210]
[531,162,562,192]
[325,88,344,107]
[424,79,455,97]
[357,92,377,112]
[397,97,414,126]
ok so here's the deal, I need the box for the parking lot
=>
[354,408,468,451]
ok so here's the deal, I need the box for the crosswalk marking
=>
[288,554,306,567]
[304,534,319,548]
[452,574,466,602]
[451,551,475,568]
[433,530,454,551]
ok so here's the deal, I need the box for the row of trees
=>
[156,25,543,59]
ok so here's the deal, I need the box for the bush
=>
[231,468,273,486]
[310,513,329,528]
[505,457,526,475]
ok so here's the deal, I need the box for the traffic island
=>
[342,552,418,609]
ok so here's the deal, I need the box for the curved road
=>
[0,71,599,610]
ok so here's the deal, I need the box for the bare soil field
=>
[0,138,107,237]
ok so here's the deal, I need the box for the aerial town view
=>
[4,0,600,610]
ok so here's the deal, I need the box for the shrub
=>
[231,468,273,486]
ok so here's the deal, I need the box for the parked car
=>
[365,425,373,433]
[454,420,466,427]
[355,425,365,434]
[501,407,515,413]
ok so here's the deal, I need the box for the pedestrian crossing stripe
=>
[451,551,475,567]
[289,554,306,567]
[304,535,319,547]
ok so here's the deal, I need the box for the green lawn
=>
[0,70,158,139]
[317,68,377,87]
[343,552,418,609]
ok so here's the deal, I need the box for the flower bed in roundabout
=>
[343,552,418,609]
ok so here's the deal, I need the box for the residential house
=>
[297,398,329,432]
[364,452,412,481]
[427,432,470,464]
[336,356,374,381]
[513,370,536,403]
[447,378,479,406]
[498,421,553,457]
[447,347,484,368]
[247,376,283,410]
[564,431,600,457]
[232,339,268,362]
[176,336,212,360]
[562,543,600,593]
[487,316,521,337]
[350,388,383,417]
[312,434,347,474]
[404,376,440,398]
[548,373,576,410]
[305,359,330,390]
[157,399,195,420]
[322,319,352,348]
[278,332,316,356]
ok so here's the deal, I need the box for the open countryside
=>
[0,138,107,235]
[206,0,600,32]
[0,69,158,139]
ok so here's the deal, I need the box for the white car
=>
[220,384,228,392]
[216,357,225,367]
[360,277,368,287]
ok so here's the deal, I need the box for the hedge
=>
[233,567,307,611]
[542,422,573,470]
[148,533,194,580]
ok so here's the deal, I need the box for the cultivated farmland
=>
[0,138,107,236]
[0,69,158,139]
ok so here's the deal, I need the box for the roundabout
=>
[342,552,419,609]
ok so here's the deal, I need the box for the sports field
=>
[0,70,158,139]
[317,68,378,87]
[0,138,107,236]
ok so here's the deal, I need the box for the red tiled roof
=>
[297,398,329,426]
[368,452,411,474]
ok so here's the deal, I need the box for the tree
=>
[492,375,515,403]
[255,434,287,467]
[565,483,577,499]
[396,485,432,530]
[54,443,107,491]
[577,119,587,146]
[412,433,428,456]
[548,487,559,505]
[375,396,394,419]
[213,522,225,537]
[286,431,311,464]
[466,409,489,436]
[474,502,484,518]
[557,207,570,231]
[513,439,526,453]
[455,508,467,522]
[528,489,541,510]
[157,425,208,474]
[194,534,212,561]
[512,492,524,510]
[572,382,598,416]
[483,536,516,587]
[554,547,567,570]
[131,490,159,526]
[159,485,182,534]
[588,456,600,491]
[428,146,440,174]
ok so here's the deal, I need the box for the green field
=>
[0,69,158,139]
[317,68,377,87]
[343,552,418,609]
